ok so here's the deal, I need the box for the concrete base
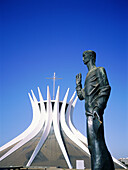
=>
[0,167,127,170]
[20,168,128,170]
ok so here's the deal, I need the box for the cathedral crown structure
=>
[0,85,127,169]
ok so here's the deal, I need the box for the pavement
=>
[0,167,128,170]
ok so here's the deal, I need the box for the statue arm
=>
[76,73,85,100]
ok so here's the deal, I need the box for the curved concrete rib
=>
[0,93,37,152]
[112,157,127,169]
[53,87,72,169]
[67,96,88,146]
[0,90,42,161]
[26,86,53,166]
[60,89,90,156]
[66,91,76,129]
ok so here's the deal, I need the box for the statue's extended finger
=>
[79,73,82,78]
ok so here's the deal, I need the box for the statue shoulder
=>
[97,67,107,75]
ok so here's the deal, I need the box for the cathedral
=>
[0,85,127,169]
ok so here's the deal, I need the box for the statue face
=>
[83,53,90,65]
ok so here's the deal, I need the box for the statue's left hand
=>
[93,107,102,124]
[93,110,100,120]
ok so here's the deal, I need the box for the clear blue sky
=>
[0,0,128,159]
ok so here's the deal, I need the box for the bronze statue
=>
[76,50,115,170]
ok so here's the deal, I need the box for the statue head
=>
[83,50,96,65]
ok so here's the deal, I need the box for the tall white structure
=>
[0,86,127,169]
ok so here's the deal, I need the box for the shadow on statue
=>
[76,50,115,170]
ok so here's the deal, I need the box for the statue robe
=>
[76,67,115,170]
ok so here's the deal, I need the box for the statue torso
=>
[84,67,110,115]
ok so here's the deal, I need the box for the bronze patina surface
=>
[76,50,114,170]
